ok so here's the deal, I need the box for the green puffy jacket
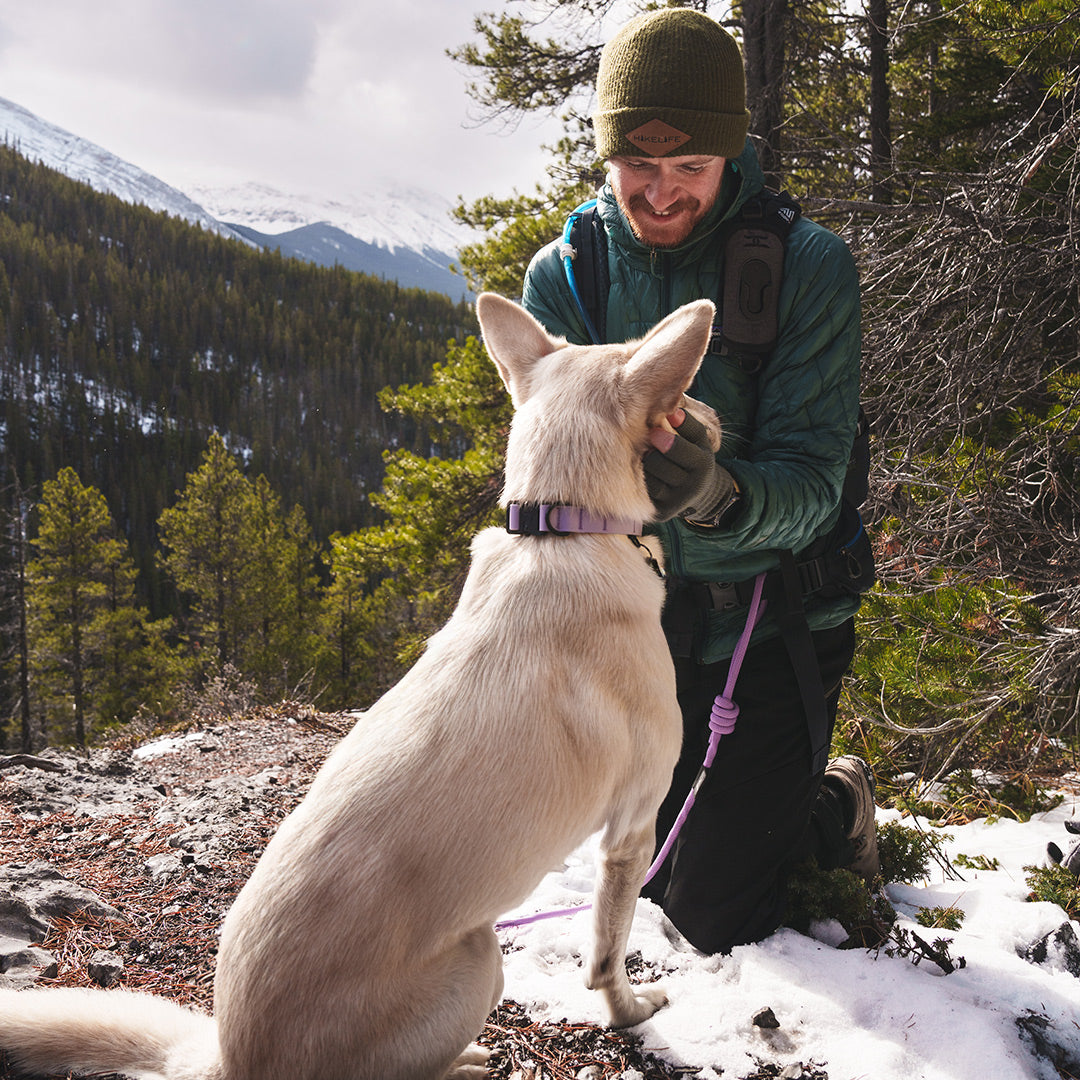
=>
[521,139,863,663]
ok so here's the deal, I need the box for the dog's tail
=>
[0,985,220,1080]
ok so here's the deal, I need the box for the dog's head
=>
[476,293,721,521]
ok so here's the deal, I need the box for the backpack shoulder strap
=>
[719,189,801,360]
[561,200,609,345]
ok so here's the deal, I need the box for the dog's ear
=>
[476,293,560,402]
[624,299,715,416]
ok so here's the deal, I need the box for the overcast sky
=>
[0,0,573,208]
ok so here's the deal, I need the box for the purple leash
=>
[495,571,767,932]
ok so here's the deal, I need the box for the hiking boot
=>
[1048,821,1080,878]
[825,755,880,883]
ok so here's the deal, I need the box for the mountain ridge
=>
[0,96,474,300]
[0,95,248,245]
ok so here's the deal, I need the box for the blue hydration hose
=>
[560,199,602,346]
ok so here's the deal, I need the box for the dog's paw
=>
[606,984,668,1028]
[444,1066,488,1080]
[444,1042,490,1078]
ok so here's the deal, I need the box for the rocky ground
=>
[0,707,814,1080]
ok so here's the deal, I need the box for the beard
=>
[617,191,708,248]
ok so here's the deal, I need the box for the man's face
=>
[607,154,726,248]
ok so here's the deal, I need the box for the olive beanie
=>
[594,9,750,160]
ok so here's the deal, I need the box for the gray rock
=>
[0,861,118,944]
[88,948,125,987]
[0,890,51,944]
[1021,921,1080,978]
[0,746,163,819]
[145,852,184,879]
[1017,1011,1080,1075]
[0,860,120,987]
[0,935,58,979]
[753,1005,781,1029]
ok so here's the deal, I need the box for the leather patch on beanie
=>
[625,118,692,156]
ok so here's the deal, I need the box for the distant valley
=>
[0,138,477,616]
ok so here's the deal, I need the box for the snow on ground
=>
[497,796,1080,1080]
[130,730,209,760]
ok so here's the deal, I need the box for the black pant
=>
[641,617,857,954]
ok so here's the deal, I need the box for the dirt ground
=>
[1,706,798,1080]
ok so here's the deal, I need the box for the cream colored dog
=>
[0,293,721,1080]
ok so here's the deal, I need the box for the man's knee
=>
[662,871,788,953]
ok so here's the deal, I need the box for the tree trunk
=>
[12,482,33,753]
[743,0,788,187]
[926,0,941,160]
[868,0,893,203]
[72,610,85,748]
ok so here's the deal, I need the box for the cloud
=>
[0,0,566,204]
[0,0,321,101]
[145,0,320,100]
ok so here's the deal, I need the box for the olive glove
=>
[643,411,739,525]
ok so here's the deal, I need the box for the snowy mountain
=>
[228,220,471,301]
[0,97,475,300]
[0,96,246,244]
[191,180,477,300]
[189,181,476,301]
[186,180,472,257]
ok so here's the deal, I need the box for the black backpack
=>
[560,191,874,772]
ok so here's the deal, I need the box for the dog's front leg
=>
[586,823,667,1028]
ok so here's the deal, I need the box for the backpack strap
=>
[561,200,608,345]
[772,549,832,775]
[718,189,801,360]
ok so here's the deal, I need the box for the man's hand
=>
[644,408,736,523]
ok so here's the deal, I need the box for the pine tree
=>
[27,468,134,746]
[93,547,187,728]
[157,434,255,670]
[318,334,512,704]
[318,531,377,705]
[0,472,34,750]
[157,435,322,699]
[277,502,322,698]
[239,477,321,695]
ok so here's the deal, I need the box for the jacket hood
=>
[597,137,765,267]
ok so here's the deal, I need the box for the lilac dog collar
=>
[505,502,642,537]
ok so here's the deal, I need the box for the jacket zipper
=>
[651,249,674,320]
[651,249,687,579]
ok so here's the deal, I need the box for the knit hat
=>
[593,9,749,160]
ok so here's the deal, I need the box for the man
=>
[521,8,877,955]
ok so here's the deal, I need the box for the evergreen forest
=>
[2,0,1080,832]
[0,145,477,746]
[0,144,475,610]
